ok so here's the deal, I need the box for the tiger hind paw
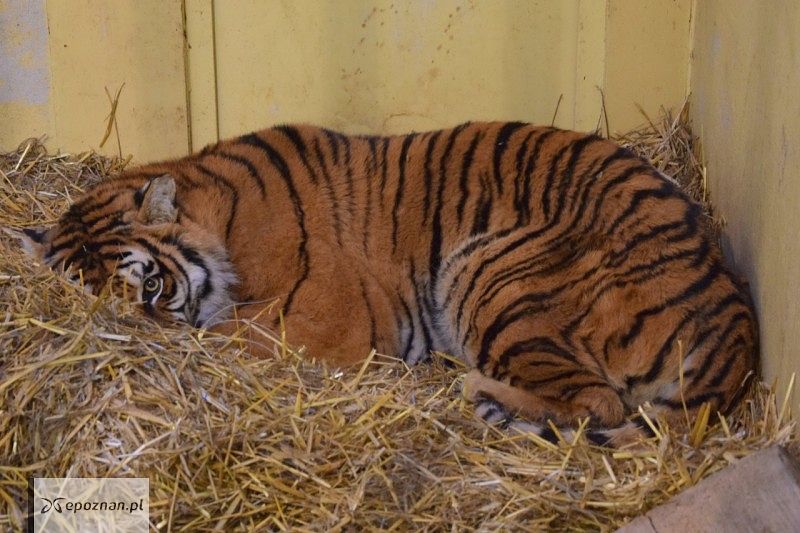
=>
[473,393,513,428]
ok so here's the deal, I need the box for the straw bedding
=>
[0,108,796,531]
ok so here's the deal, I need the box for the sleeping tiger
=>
[19,122,758,445]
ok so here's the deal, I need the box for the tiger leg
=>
[436,231,628,434]
[210,299,380,365]
[208,302,296,358]
[212,263,397,366]
[281,265,399,366]
[464,365,626,429]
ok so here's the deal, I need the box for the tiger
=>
[18,122,758,446]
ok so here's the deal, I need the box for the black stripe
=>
[323,129,340,165]
[439,225,517,307]
[476,289,560,369]
[559,381,609,401]
[451,225,556,341]
[133,187,145,208]
[632,414,657,438]
[151,234,209,301]
[341,133,356,219]
[585,430,612,446]
[164,301,187,313]
[606,182,677,235]
[312,138,344,245]
[471,172,493,235]
[540,140,572,221]
[398,296,415,360]
[46,235,83,258]
[72,190,125,218]
[492,122,527,194]
[654,391,723,410]
[709,292,747,317]
[363,151,375,253]
[364,136,380,252]
[429,124,469,283]
[518,130,560,225]
[193,162,239,243]
[449,141,611,331]
[457,131,484,227]
[625,307,705,388]
[691,311,751,387]
[496,337,574,374]
[465,240,583,331]
[215,151,267,198]
[548,135,603,225]
[561,243,708,341]
[607,220,686,267]
[582,164,654,233]
[411,261,433,355]
[116,259,142,272]
[165,235,215,300]
[275,125,316,185]
[461,160,669,340]
[621,261,723,347]
[532,149,640,255]
[709,335,747,387]
[392,134,417,253]
[86,214,128,237]
[538,426,558,443]
[678,324,722,381]
[367,136,379,175]
[379,138,390,205]
[422,131,442,223]
[240,133,310,315]
[512,130,536,223]
[359,278,377,349]
[55,233,130,267]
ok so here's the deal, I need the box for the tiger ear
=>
[6,226,51,259]
[139,174,177,225]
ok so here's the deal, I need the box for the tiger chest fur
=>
[21,122,758,445]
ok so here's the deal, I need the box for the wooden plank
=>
[212,1,591,136]
[184,0,219,151]
[45,0,190,161]
[617,446,800,533]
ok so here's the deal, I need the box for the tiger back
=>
[20,122,758,445]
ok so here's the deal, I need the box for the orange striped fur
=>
[21,122,758,445]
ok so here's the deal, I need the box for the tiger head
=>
[18,174,237,327]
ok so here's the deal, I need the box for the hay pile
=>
[614,104,722,237]
[0,113,796,531]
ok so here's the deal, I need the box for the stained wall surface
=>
[691,0,800,406]
[0,0,189,160]
[0,0,52,148]
[1,0,692,159]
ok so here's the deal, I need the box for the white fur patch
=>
[187,249,237,327]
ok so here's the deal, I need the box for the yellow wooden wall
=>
[0,0,190,160]
[690,0,800,406]
[1,0,692,160]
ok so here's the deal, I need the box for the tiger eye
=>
[142,277,160,294]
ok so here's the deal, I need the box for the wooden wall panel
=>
[691,0,800,406]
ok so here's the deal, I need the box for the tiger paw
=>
[462,369,485,402]
[473,394,513,428]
